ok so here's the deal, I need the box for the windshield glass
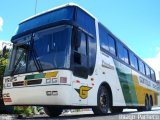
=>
[4,25,72,76]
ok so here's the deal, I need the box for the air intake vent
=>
[12,79,42,87]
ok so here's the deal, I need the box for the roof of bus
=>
[20,3,97,24]
[19,3,156,79]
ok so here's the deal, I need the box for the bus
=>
[3,3,160,117]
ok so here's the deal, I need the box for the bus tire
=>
[110,107,123,113]
[92,86,110,115]
[148,96,152,111]
[137,107,144,112]
[143,96,151,111]
[44,106,62,117]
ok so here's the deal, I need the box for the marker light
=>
[60,77,67,83]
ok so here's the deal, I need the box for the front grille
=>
[27,79,42,85]
[12,79,42,87]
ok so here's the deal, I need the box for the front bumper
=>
[3,85,72,106]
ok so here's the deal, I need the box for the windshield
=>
[4,25,72,76]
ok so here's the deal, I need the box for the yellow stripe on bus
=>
[45,71,58,78]
[132,74,158,106]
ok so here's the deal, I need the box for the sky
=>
[0,0,160,79]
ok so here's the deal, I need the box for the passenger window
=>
[145,65,151,78]
[99,24,109,51]
[117,42,123,60]
[139,60,145,74]
[129,52,138,70]
[99,23,116,55]
[123,47,129,64]
[108,35,116,55]
[117,42,129,64]
[151,70,156,81]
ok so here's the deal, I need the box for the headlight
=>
[52,78,58,83]
[4,82,12,88]
[46,78,52,84]
[46,78,58,84]
[7,83,12,87]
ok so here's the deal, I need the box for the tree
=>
[0,49,10,87]
[0,49,14,113]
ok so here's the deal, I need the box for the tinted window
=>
[99,24,109,51]
[77,8,96,37]
[139,60,145,74]
[123,47,129,64]
[9,26,72,75]
[17,7,74,35]
[77,31,87,55]
[88,36,96,75]
[108,35,116,55]
[99,24,116,55]
[145,65,151,78]
[117,42,129,63]
[151,69,156,81]
[129,52,138,70]
[117,42,123,60]
[73,30,88,78]
[74,30,88,68]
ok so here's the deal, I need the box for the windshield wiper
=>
[29,34,43,72]
[11,49,25,76]
[31,47,43,72]
[11,44,43,76]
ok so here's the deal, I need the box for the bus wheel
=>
[92,86,110,115]
[110,107,123,113]
[143,96,151,111]
[148,96,152,111]
[44,107,62,117]
[137,107,144,112]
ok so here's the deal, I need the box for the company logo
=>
[75,86,92,99]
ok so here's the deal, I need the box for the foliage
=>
[0,49,9,89]
[0,50,41,116]
[0,49,10,89]
[14,106,33,116]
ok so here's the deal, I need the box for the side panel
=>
[101,54,126,106]
[132,71,158,106]
[113,59,159,106]
[72,79,89,105]
[158,94,160,106]
[114,61,138,106]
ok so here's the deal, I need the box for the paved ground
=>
[1,107,160,120]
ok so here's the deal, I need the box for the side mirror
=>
[2,46,7,57]
[19,44,29,50]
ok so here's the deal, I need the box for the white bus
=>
[3,3,160,117]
